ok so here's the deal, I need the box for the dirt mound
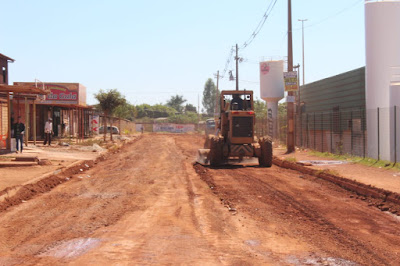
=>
[273,157,400,215]
[0,160,94,212]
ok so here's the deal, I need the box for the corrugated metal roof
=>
[0,85,48,94]
[0,53,15,62]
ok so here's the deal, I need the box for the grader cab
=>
[199,90,272,167]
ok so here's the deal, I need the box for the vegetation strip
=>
[273,158,400,214]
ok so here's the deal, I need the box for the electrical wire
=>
[221,0,362,83]
[277,0,363,55]
[219,75,259,85]
[240,0,278,50]
[299,0,364,30]
[221,47,235,79]
[220,0,278,78]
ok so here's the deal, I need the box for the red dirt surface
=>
[0,134,399,265]
[276,147,400,194]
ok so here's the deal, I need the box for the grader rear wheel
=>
[258,136,273,167]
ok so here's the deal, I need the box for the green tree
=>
[168,112,199,124]
[114,102,137,121]
[152,104,176,117]
[253,99,268,119]
[135,104,152,118]
[135,104,175,119]
[278,102,287,119]
[94,89,126,141]
[185,103,197,113]
[278,102,287,143]
[202,78,219,116]
[166,95,186,113]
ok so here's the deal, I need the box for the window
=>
[2,67,6,83]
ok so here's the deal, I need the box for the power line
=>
[219,75,259,84]
[220,0,278,78]
[277,0,363,54]
[299,0,363,30]
[299,1,362,29]
[241,58,261,65]
[221,47,235,79]
[240,0,278,50]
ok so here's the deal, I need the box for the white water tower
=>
[365,0,400,161]
[259,60,285,139]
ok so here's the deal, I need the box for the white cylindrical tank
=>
[365,0,400,161]
[259,60,284,139]
[365,0,400,109]
[259,60,285,102]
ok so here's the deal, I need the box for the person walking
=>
[13,116,25,153]
[44,117,53,146]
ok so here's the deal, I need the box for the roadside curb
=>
[273,157,400,214]
[0,135,141,212]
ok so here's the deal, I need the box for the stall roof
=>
[0,84,48,94]
[0,53,15,62]
[35,102,93,109]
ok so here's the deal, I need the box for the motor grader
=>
[199,90,272,167]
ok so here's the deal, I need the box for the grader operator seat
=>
[231,94,243,110]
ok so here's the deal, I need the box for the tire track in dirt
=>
[68,134,277,265]
[0,137,142,213]
[230,168,390,265]
[0,137,149,264]
[2,133,399,265]
[274,158,400,213]
[194,163,400,265]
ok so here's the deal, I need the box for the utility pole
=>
[298,19,307,85]
[198,94,200,120]
[286,0,295,153]
[235,44,239,91]
[214,70,220,116]
[293,63,301,113]
[215,70,220,92]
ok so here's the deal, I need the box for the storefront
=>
[0,84,48,152]
[14,82,93,140]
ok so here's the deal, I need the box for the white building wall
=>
[365,1,400,161]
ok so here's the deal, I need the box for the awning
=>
[0,53,15,62]
[0,85,48,95]
[35,103,93,109]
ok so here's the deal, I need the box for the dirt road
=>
[0,134,399,265]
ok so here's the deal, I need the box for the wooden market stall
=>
[0,84,48,152]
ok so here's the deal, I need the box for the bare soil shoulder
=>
[276,147,400,194]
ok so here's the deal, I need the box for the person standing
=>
[13,116,25,153]
[44,117,53,146]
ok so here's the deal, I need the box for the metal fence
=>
[255,115,287,144]
[294,108,367,157]
[255,107,400,162]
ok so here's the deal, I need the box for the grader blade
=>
[196,149,210,165]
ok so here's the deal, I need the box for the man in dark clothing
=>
[14,116,25,153]
[231,94,243,110]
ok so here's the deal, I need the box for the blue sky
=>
[1,0,365,110]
